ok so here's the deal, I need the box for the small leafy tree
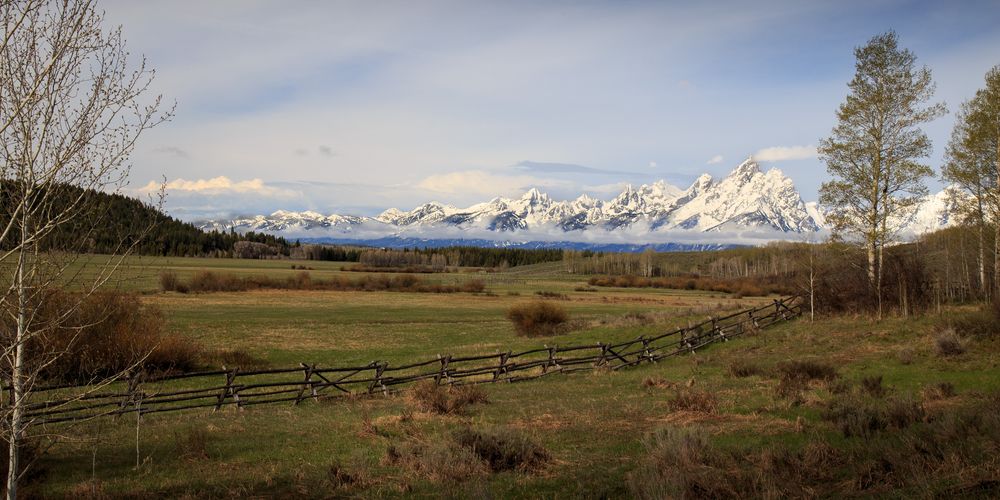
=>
[818,31,945,318]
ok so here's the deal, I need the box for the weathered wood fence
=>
[25,297,801,425]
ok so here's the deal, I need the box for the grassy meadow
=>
[25,256,1000,498]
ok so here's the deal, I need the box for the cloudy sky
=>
[102,0,1000,220]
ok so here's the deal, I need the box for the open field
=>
[22,257,1000,498]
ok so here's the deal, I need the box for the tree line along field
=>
[20,256,1000,498]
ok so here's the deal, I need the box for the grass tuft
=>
[666,389,718,413]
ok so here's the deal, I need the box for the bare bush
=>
[384,440,487,483]
[506,301,569,337]
[21,290,199,383]
[860,375,886,398]
[934,329,967,357]
[822,393,925,439]
[627,427,729,499]
[921,382,957,401]
[774,360,839,400]
[453,427,550,472]
[408,381,489,415]
[158,271,180,292]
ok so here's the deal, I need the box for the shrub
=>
[453,427,550,472]
[934,329,966,357]
[939,306,1000,339]
[921,382,956,401]
[158,271,180,292]
[384,440,486,483]
[822,393,925,439]
[408,381,488,415]
[160,270,488,295]
[506,301,569,337]
[25,290,200,383]
[460,279,486,293]
[666,389,717,413]
[897,347,915,365]
[774,360,839,400]
[776,360,839,382]
[860,375,886,398]
[627,427,728,499]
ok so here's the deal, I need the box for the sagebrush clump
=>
[506,301,569,337]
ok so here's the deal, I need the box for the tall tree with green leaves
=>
[818,31,945,318]
[942,65,1000,298]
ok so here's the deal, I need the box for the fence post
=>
[436,355,452,385]
[543,345,559,373]
[493,351,511,382]
[640,336,655,364]
[118,370,144,418]
[596,343,608,367]
[712,316,725,342]
[368,362,388,396]
[215,367,241,412]
[295,363,316,405]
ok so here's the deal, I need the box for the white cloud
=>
[706,155,724,164]
[753,145,817,162]
[152,146,191,159]
[136,176,297,197]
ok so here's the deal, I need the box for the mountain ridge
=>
[196,157,956,246]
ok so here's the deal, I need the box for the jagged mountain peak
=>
[520,187,548,201]
[725,156,762,184]
[196,157,955,244]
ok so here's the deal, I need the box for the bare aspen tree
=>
[0,1,170,497]
[818,31,945,319]
[943,65,1000,299]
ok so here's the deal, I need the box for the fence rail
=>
[25,296,802,425]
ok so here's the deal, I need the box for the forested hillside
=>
[0,183,289,257]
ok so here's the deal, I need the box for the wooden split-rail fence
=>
[24,296,801,425]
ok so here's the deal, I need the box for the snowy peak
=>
[195,156,956,243]
[727,156,761,183]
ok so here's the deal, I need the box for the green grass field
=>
[24,257,1000,498]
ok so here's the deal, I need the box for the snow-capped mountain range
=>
[196,158,958,247]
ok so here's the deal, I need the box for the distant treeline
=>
[565,226,1000,315]
[562,244,802,279]
[0,181,291,257]
[292,245,563,268]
